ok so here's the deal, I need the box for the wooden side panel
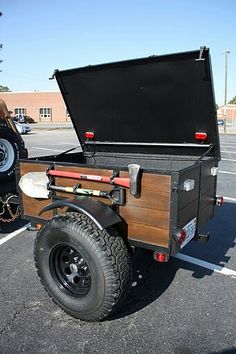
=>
[19,162,53,220]
[119,172,171,248]
[20,162,172,249]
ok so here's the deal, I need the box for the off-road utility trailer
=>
[0,98,28,223]
[17,47,222,321]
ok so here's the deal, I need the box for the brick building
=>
[2,90,236,126]
[0,91,70,123]
[217,104,236,124]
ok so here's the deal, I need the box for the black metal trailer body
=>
[17,47,222,321]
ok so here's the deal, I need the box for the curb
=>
[29,123,73,130]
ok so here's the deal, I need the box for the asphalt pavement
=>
[0,130,235,354]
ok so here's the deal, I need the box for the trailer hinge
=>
[195,46,206,62]
[49,69,58,80]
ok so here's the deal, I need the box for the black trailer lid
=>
[55,47,220,158]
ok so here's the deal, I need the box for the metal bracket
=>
[195,46,206,61]
[49,69,58,80]
[172,182,180,193]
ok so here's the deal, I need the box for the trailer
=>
[17,47,222,321]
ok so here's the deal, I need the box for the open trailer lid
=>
[55,47,220,157]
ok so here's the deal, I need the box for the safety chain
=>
[0,195,20,223]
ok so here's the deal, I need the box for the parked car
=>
[217,119,224,126]
[14,121,31,134]
[24,115,35,123]
[14,115,35,124]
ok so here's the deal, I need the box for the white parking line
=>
[1,224,236,279]
[221,158,236,162]
[61,143,79,146]
[174,253,236,278]
[31,147,64,152]
[223,196,236,203]
[0,223,30,246]
[220,145,236,148]
[219,171,236,175]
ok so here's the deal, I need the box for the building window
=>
[15,108,26,117]
[39,108,52,120]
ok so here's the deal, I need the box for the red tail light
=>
[195,132,207,141]
[173,229,186,244]
[215,195,224,206]
[153,252,169,262]
[85,131,94,139]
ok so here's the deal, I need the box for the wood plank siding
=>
[19,162,172,248]
[119,172,171,248]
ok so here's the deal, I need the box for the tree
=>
[0,85,10,92]
[228,96,236,104]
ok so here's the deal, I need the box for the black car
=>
[13,115,35,124]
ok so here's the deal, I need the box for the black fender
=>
[39,196,122,230]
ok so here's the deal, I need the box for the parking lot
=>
[0,130,236,354]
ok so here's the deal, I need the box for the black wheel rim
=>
[50,244,91,297]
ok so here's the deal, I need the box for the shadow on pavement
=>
[0,216,28,234]
[183,202,236,268]
[110,247,214,320]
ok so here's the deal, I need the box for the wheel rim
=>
[50,244,91,297]
[0,138,15,172]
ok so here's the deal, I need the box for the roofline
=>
[0,90,60,94]
[218,104,236,109]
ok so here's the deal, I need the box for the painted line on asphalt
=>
[223,196,236,203]
[221,158,236,162]
[31,146,64,152]
[221,150,236,154]
[219,170,236,175]
[220,145,236,148]
[174,253,236,278]
[61,143,79,146]
[0,223,31,246]
[1,224,236,278]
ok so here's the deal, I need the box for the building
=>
[217,104,236,125]
[0,91,70,123]
[2,90,236,126]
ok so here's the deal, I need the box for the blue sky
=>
[1,0,235,105]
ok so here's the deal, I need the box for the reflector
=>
[85,131,94,139]
[153,252,169,262]
[174,229,187,244]
[195,132,207,141]
[215,195,224,206]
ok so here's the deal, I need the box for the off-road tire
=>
[34,213,132,321]
[0,126,24,181]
